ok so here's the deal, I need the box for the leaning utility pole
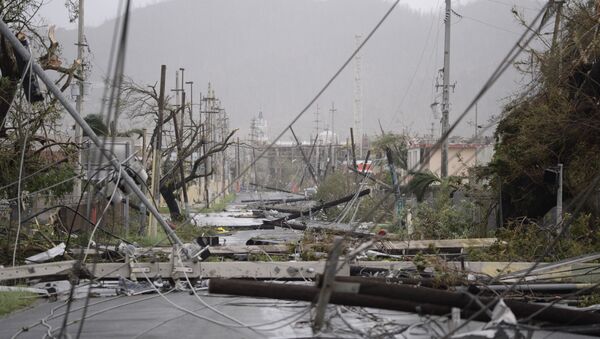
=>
[73,0,85,198]
[440,0,452,178]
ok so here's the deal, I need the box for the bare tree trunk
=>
[160,184,183,221]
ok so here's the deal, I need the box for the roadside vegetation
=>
[0,291,36,316]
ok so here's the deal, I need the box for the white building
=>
[255,111,268,144]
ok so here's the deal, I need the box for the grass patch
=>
[199,193,236,213]
[0,291,37,316]
[157,206,171,214]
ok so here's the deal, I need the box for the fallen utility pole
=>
[267,188,371,223]
[1,261,350,281]
[249,182,294,194]
[280,221,370,237]
[242,197,307,204]
[0,20,185,249]
[329,275,448,290]
[209,278,477,319]
[320,276,600,328]
[209,278,600,331]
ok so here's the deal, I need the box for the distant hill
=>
[54,0,544,141]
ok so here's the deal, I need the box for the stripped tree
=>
[121,79,236,221]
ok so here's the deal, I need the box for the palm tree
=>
[408,171,441,202]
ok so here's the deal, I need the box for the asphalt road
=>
[0,290,314,339]
[1,290,593,339]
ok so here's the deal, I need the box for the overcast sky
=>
[39,0,483,28]
[39,0,544,140]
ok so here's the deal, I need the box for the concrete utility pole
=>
[441,0,452,178]
[557,163,563,226]
[173,91,190,217]
[171,70,189,216]
[353,34,363,158]
[186,81,194,124]
[74,0,85,199]
[329,102,337,144]
[149,65,166,237]
[179,68,185,137]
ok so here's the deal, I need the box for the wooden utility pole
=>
[148,65,166,237]
[441,0,452,178]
